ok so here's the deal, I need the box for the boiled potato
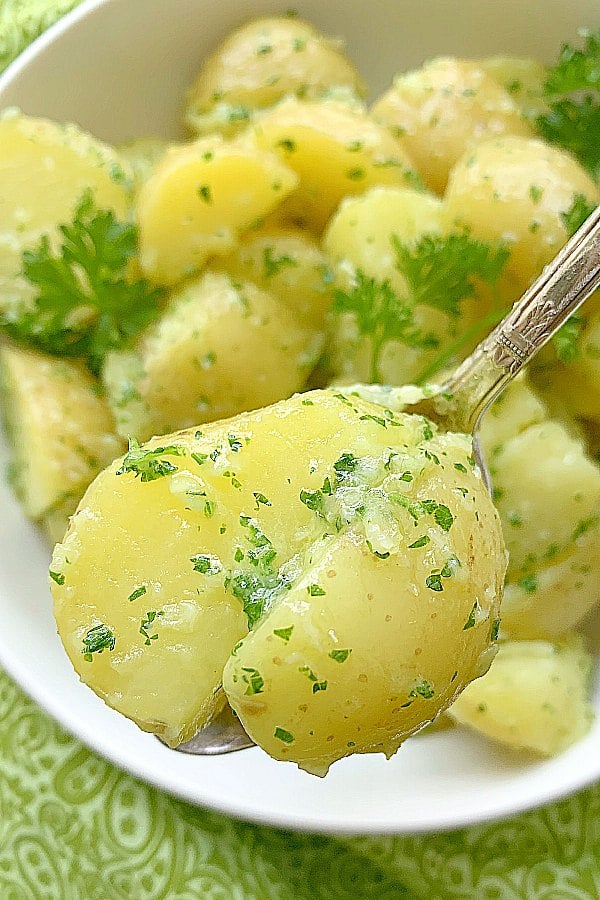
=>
[444,136,599,291]
[250,99,421,231]
[51,388,505,759]
[185,16,365,137]
[136,135,298,285]
[0,342,124,525]
[323,186,447,385]
[480,384,600,638]
[102,271,321,441]
[371,58,533,194]
[0,110,132,315]
[479,56,549,119]
[216,227,334,328]
[448,637,594,755]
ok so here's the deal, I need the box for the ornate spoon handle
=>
[439,204,600,433]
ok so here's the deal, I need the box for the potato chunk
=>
[136,136,298,285]
[444,136,599,291]
[51,389,505,759]
[448,637,594,755]
[250,99,421,231]
[185,16,365,137]
[102,271,321,441]
[372,58,533,194]
[217,228,334,329]
[0,111,131,315]
[0,342,123,526]
[480,378,600,638]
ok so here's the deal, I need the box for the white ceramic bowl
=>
[1,0,599,834]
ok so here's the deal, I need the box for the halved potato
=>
[51,388,505,760]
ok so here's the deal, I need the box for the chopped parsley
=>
[82,623,115,661]
[1,192,163,374]
[139,609,163,645]
[116,438,185,482]
[463,601,479,630]
[299,665,328,693]
[253,492,271,509]
[307,583,326,596]
[329,648,352,663]
[263,246,298,278]
[197,184,212,203]
[409,679,435,700]
[408,535,430,549]
[227,434,243,452]
[241,667,264,695]
[491,618,501,641]
[274,727,295,743]
[273,626,294,642]
[191,554,223,575]
[49,570,65,586]
[426,573,443,592]
[128,585,147,602]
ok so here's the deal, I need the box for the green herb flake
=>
[491,618,501,641]
[49,570,65,586]
[518,574,538,594]
[241,667,264,695]
[463,600,479,630]
[329,649,352,663]
[307,584,326,596]
[273,626,294,642]
[426,573,443,592]
[347,167,366,180]
[204,499,216,518]
[529,184,544,204]
[139,609,163,646]
[128,585,147,603]
[227,434,243,452]
[191,452,208,466]
[253,492,272,509]
[434,504,454,532]
[263,246,298,278]
[82,623,115,661]
[454,462,467,473]
[198,184,212,204]
[410,679,435,700]
[408,535,430,549]
[116,438,185,482]
[277,138,297,153]
[274,727,295,743]
[191,554,222,575]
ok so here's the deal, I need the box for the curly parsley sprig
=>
[536,29,600,178]
[1,192,164,375]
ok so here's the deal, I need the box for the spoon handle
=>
[439,204,600,433]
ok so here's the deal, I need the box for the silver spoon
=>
[165,203,600,756]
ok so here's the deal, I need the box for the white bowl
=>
[1,0,599,834]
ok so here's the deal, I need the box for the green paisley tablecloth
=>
[1,3,600,898]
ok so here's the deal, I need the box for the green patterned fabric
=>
[1,4,599,898]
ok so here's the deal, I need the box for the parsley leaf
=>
[392,233,509,320]
[537,29,600,177]
[333,270,438,382]
[1,192,163,375]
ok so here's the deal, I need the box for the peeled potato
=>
[51,388,505,764]
[185,16,365,137]
[372,58,533,194]
[103,271,321,441]
[0,342,123,524]
[0,110,131,315]
[136,135,298,285]
[448,637,594,756]
[250,98,421,231]
[444,136,599,291]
